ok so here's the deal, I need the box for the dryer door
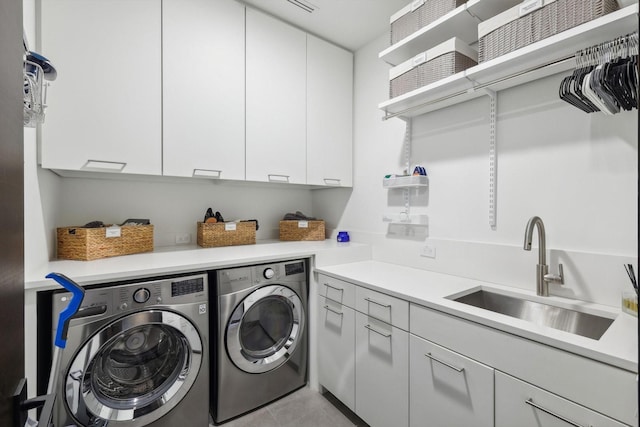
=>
[226,284,304,373]
[64,309,202,426]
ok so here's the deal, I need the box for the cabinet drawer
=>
[317,296,355,411]
[356,286,409,330]
[355,312,409,427]
[410,334,494,427]
[495,371,628,427]
[317,274,356,307]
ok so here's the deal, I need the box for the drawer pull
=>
[364,324,391,338]
[424,353,464,372]
[525,399,585,427]
[82,160,126,172]
[324,283,344,293]
[323,305,343,316]
[364,297,392,309]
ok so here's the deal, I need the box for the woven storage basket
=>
[478,0,619,63]
[279,220,325,241]
[197,221,256,248]
[390,38,477,99]
[390,0,467,45]
[57,225,154,261]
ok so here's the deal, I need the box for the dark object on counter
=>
[282,211,316,221]
[625,264,638,295]
[119,218,150,226]
[83,221,104,228]
[204,208,225,223]
[337,231,350,242]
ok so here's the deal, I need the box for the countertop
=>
[25,240,370,291]
[316,260,638,373]
[25,241,637,372]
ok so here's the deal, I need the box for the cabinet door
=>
[355,313,409,427]
[162,0,245,180]
[306,35,353,187]
[40,0,161,175]
[317,296,356,411]
[410,335,494,427]
[246,9,306,184]
[495,372,628,427]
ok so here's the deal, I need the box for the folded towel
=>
[282,211,316,221]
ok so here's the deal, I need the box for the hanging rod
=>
[575,32,639,68]
[382,56,574,121]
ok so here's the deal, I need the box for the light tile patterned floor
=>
[210,386,369,427]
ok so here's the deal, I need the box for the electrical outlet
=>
[420,245,436,258]
[175,233,191,244]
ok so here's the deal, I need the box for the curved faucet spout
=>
[523,216,546,265]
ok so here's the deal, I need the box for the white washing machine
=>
[212,259,308,424]
[49,273,209,427]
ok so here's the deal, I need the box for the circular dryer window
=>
[65,310,202,426]
[226,285,304,373]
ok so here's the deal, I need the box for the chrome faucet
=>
[523,216,564,296]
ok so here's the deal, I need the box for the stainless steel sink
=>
[452,290,614,340]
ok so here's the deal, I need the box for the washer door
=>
[226,285,304,374]
[64,310,202,426]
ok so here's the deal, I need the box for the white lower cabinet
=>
[317,295,356,411]
[409,334,494,427]
[355,313,409,427]
[495,371,628,427]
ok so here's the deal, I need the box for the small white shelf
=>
[382,213,428,225]
[379,0,523,66]
[383,175,429,188]
[379,4,639,119]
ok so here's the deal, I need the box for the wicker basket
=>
[390,38,477,99]
[57,225,154,261]
[279,220,325,241]
[390,0,467,45]
[197,221,256,248]
[478,0,619,63]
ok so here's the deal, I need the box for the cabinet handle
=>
[364,324,391,338]
[324,283,344,302]
[424,353,465,372]
[323,178,341,186]
[323,305,343,316]
[364,297,392,309]
[268,174,290,183]
[82,160,126,172]
[193,169,221,178]
[525,399,586,427]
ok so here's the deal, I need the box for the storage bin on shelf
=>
[390,0,467,45]
[279,220,325,241]
[197,221,256,248]
[478,0,619,63]
[389,37,477,99]
[57,224,154,261]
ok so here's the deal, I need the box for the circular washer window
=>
[65,310,202,425]
[226,285,304,373]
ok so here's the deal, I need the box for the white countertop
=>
[316,260,638,373]
[25,242,637,373]
[25,240,370,291]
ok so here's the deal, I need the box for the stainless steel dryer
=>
[212,259,308,424]
[50,273,209,427]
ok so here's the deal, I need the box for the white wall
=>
[313,34,638,307]
[54,176,313,247]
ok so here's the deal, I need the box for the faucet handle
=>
[544,264,564,285]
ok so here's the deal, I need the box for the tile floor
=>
[210,386,369,427]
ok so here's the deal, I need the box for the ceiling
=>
[239,0,408,51]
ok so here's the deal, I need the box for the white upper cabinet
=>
[306,35,353,187]
[162,0,245,180]
[245,9,307,185]
[40,0,162,176]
